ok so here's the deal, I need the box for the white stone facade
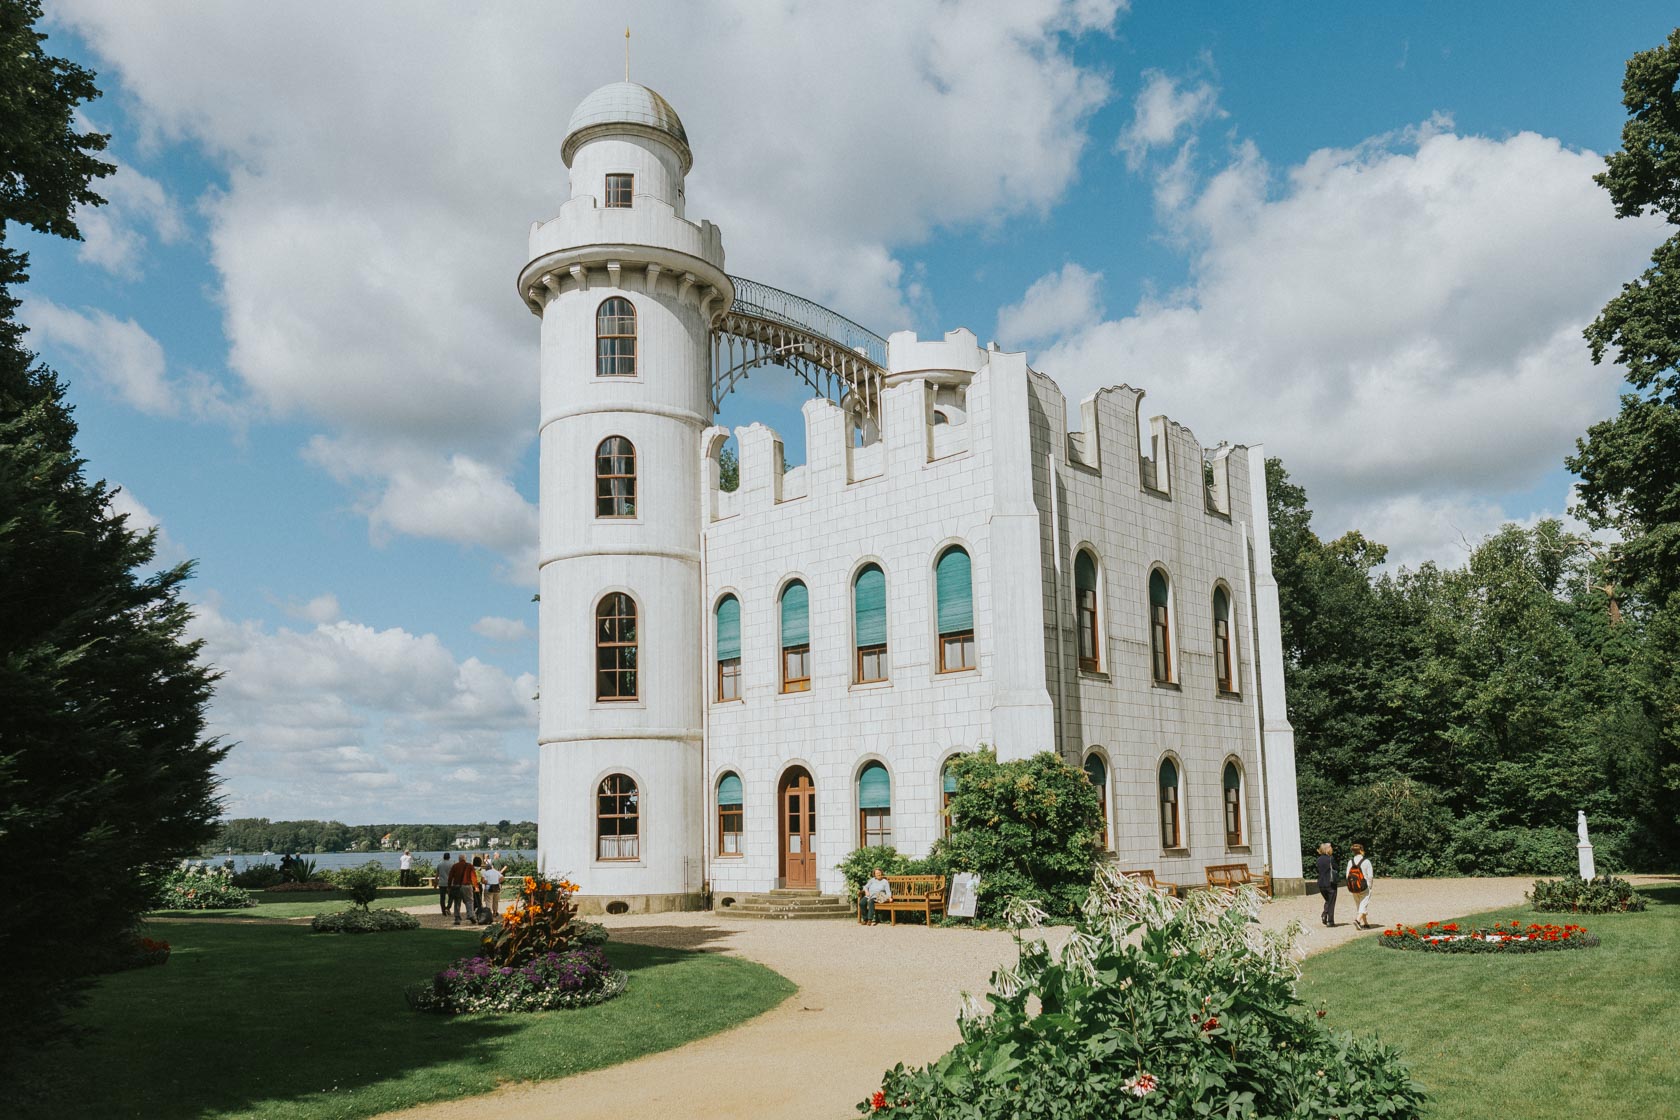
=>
[526,82,1300,911]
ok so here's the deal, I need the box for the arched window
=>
[715,595,742,702]
[935,546,976,673]
[941,759,959,838]
[597,773,639,860]
[1223,760,1243,847]
[1213,585,1237,693]
[780,581,810,693]
[1084,752,1110,849]
[595,436,636,518]
[595,593,638,701]
[1159,757,1182,849]
[717,772,744,855]
[1149,569,1173,684]
[854,564,887,683]
[858,762,892,847]
[596,297,636,377]
[1076,550,1101,672]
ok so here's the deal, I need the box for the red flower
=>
[871,1090,887,1111]
[1202,1017,1219,1032]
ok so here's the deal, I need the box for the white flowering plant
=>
[860,867,1425,1118]
[154,865,255,911]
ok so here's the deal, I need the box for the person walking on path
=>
[436,853,454,915]
[1346,843,1375,930]
[449,854,477,926]
[482,859,503,923]
[1316,842,1338,926]
[399,849,414,887]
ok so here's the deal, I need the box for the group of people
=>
[1315,842,1375,930]
[436,852,506,926]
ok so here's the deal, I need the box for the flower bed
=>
[407,947,626,1014]
[1529,875,1647,914]
[1379,919,1600,953]
[311,908,420,934]
[157,866,256,910]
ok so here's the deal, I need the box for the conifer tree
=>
[0,0,225,1074]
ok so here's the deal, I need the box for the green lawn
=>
[150,885,439,920]
[1298,882,1680,1120]
[26,918,795,1120]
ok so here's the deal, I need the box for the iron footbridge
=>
[713,276,888,421]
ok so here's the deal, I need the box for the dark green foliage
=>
[230,861,284,889]
[861,881,1425,1119]
[209,818,537,853]
[938,748,1103,920]
[1,0,222,1084]
[337,865,386,910]
[1529,874,1649,914]
[718,446,739,492]
[311,908,421,934]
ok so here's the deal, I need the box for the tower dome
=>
[562,81,692,172]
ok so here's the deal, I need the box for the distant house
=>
[379,833,395,850]
[488,837,501,848]
[453,833,483,849]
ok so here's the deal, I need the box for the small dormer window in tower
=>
[605,173,633,208]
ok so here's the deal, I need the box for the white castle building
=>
[524,81,1302,913]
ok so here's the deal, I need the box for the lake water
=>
[191,850,534,872]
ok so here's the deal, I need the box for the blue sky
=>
[16,2,1676,822]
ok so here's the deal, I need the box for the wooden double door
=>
[778,766,817,889]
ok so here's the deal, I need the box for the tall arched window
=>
[597,773,639,860]
[717,772,744,855]
[1223,760,1243,847]
[941,759,959,838]
[1149,569,1173,684]
[780,580,810,693]
[854,564,887,683]
[1159,757,1182,849]
[935,546,976,673]
[595,593,638,701]
[595,436,636,518]
[1213,585,1236,693]
[1075,549,1101,672]
[596,297,636,377]
[858,762,892,847]
[1084,751,1110,849]
[715,595,741,702]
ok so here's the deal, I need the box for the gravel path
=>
[382,877,1545,1120]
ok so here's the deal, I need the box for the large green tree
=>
[0,0,224,1077]
[1570,26,1680,850]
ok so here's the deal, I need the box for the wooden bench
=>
[1205,863,1271,897]
[858,874,947,926]
[421,875,438,889]
[1121,869,1180,897]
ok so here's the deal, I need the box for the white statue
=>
[1576,810,1596,880]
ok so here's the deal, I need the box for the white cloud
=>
[189,600,537,819]
[51,1,1122,566]
[996,262,1104,347]
[75,157,187,279]
[282,593,342,625]
[472,616,532,642]
[19,297,174,414]
[1025,125,1666,566]
[1117,68,1222,169]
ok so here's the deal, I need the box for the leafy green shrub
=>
[263,880,335,892]
[572,920,610,946]
[1529,874,1648,913]
[155,866,255,910]
[940,748,1103,920]
[1297,774,1456,878]
[311,908,420,934]
[337,865,386,910]
[501,857,540,879]
[230,862,284,889]
[408,947,624,1014]
[283,857,319,883]
[836,845,910,898]
[860,871,1426,1118]
[1448,819,1576,876]
[318,860,402,888]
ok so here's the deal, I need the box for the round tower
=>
[519,82,730,913]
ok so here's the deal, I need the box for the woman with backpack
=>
[1345,843,1375,930]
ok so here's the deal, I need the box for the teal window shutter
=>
[1214,585,1229,623]
[1159,757,1177,790]
[858,762,891,809]
[1084,754,1106,786]
[1150,569,1169,609]
[854,565,886,647]
[1223,761,1240,792]
[780,582,809,647]
[942,762,958,795]
[717,773,744,806]
[716,596,741,661]
[1075,549,1096,593]
[935,547,973,635]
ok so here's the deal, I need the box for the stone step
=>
[725,906,854,921]
[729,900,851,912]
[721,892,855,920]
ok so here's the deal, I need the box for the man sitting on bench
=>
[860,867,893,925]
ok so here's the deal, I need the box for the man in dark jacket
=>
[1316,842,1338,926]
